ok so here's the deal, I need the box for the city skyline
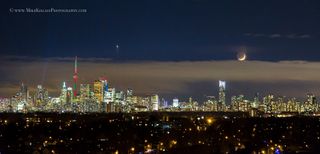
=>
[2,1,320,153]
[1,63,318,114]
[2,56,320,102]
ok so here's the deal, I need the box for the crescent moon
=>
[238,53,246,61]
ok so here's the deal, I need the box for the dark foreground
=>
[0,112,319,153]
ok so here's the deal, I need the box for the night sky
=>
[1,0,320,103]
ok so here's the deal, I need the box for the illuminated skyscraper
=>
[231,95,249,112]
[105,88,115,103]
[305,93,317,112]
[264,94,274,113]
[125,89,134,106]
[32,84,49,111]
[66,87,73,104]
[115,91,124,102]
[127,89,133,97]
[151,94,159,111]
[80,84,91,100]
[160,98,168,108]
[252,92,259,108]
[93,78,108,103]
[218,80,226,111]
[203,96,218,111]
[94,80,103,102]
[307,93,316,104]
[278,96,287,112]
[60,82,67,104]
[231,96,237,111]
[173,98,179,108]
[104,88,115,112]
[20,83,29,103]
[16,83,29,112]
[287,97,299,112]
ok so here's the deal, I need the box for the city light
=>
[0,57,318,115]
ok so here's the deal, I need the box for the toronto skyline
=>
[2,0,320,153]
[3,56,320,102]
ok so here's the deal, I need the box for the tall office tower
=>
[151,94,159,111]
[73,56,78,98]
[305,93,316,112]
[125,89,133,105]
[104,88,115,112]
[127,89,133,97]
[93,78,108,103]
[126,89,133,104]
[34,85,49,110]
[35,85,43,101]
[236,95,249,112]
[115,91,124,102]
[189,97,193,103]
[60,82,67,104]
[80,84,91,100]
[93,80,103,102]
[203,96,218,111]
[105,88,115,103]
[66,87,73,104]
[20,83,29,102]
[218,80,226,111]
[231,95,247,111]
[264,94,275,113]
[252,92,259,108]
[101,78,109,103]
[287,98,295,112]
[231,96,237,111]
[277,96,286,112]
[307,93,316,104]
[160,98,168,108]
[173,98,179,107]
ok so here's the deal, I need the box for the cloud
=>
[0,55,113,62]
[244,33,311,39]
[1,57,320,102]
[299,34,311,38]
[269,34,281,38]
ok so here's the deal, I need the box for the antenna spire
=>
[73,56,78,97]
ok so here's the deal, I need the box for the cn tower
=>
[73,56,78,97]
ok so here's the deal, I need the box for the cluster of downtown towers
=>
[0,57,319,115]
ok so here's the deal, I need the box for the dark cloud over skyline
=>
[244,33,312,39]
